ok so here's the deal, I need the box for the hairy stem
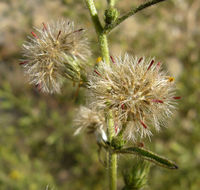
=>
[107,0,115,7]
[85,1,116,190]
[107,110,117,190]
[85,0,110,64]
[109,152,117,190]
[99,33,110,64]
[85,0,103,34]
[104,0,168,34]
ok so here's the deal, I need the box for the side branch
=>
[104,0,168,34]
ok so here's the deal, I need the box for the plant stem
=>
[99,33,110,64]
[85,0,110,64]
[104,0,168,34]
[85,0,102,34]
[109,152,117,190]
[85,1,116,189]
[107,110,117,190]
[107,0,115,7]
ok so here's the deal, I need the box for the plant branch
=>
[104,0,168,34]
[85,0,110,64]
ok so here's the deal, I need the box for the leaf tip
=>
[173,164,178,169]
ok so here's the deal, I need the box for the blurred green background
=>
[0,0,199,189]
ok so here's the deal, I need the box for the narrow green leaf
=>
[115,147,178,169]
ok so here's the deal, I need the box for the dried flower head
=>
[74,106,107,142]
[88,54,179,141]
[74,106,105,134]
[21,19,90,93]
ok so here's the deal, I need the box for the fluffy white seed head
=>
[88,54,178,141]
[21,19,91,93]
[74,106,105,135]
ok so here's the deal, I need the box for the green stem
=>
[85,1,116,189]
[107,110,117,190]
[85,0,110,64]
[99,33,110,64]
[109,152,117,190]
[85,0,103,34]
[107,0,115,7]
[104,0,168,34]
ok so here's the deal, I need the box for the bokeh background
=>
[0,0,200,189]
